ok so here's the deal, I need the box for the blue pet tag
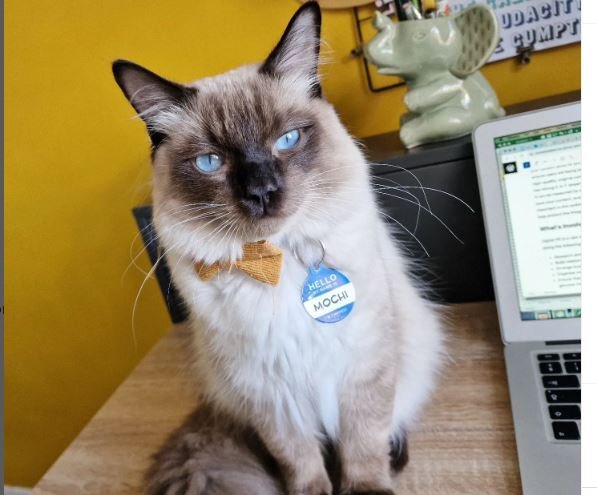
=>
[301,263,356,323]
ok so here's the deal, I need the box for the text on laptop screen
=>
[493,122,581,321]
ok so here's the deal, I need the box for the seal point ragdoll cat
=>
[113,2,443,494]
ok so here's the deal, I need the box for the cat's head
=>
[113,2,366,262]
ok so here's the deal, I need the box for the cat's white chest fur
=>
[165,202,443,449]
[167,209,443,443]
[173,253,362,438]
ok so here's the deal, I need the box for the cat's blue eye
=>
[195,153,222,173]
[275,129,300,151]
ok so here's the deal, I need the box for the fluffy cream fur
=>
[151,68,442,493]
[115,3,444,493]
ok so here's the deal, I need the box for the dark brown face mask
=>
[112,2,327,237]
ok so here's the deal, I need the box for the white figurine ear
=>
[451,5,499,78]
[373,11,393,32]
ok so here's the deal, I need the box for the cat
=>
[113,2,443,494]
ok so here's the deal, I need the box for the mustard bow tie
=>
[194,241,283,286]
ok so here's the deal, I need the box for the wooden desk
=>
[35,302,521,494]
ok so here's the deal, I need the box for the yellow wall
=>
[5,0,580,487]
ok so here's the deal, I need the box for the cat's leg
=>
[389,433,409,473]
[337,366,396,495]
[391,300,443,444]
[258,422,332,495]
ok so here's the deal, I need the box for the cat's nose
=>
[232,157,285,218]
[243,181,282,217]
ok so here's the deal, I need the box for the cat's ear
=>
[112,60,193,147]
[260,2,322,98]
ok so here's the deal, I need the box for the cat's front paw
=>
[290,472,333,495]
[342,491,394,495]
[340,478,394,495]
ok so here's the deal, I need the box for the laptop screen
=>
[493,121,581,321]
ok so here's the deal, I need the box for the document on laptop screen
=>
[494,122,581,321]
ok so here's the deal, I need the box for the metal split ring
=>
[293,239,326,269]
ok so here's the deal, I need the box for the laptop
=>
[472,102,581,495]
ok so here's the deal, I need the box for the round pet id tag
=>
[301,263,356,323]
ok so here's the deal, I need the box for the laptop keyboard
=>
[537,352,581,441]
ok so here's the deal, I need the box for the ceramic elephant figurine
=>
[365,4,505,148]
